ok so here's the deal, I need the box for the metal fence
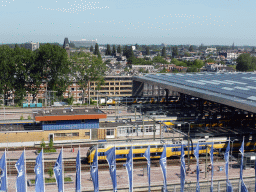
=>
[164,177,256,192]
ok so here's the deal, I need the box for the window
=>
[85,132,90,136]
[54,132,79,137]
[106,129,114,136]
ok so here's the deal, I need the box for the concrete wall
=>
[0,129,91,147]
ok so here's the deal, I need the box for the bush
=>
[49,138,54,149]
[40,139,46,148]
[20,115,24,120]
[27,115,32,120]
[48,168,54,178]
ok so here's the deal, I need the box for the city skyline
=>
[0,0,255,45]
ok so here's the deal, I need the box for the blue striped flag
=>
[143,146,151,192]
[0,150,7,192]
[160,145,167,192]
[239,139,248,192]
[210,143,214,192]
[54,149,63,192]
[34,150,44,192]
[225,141,233,192]
[15,151,26,192]
[76,149,81,192]
[180,144,186,192]
[90,148,99,192]
[125,147,133,192]
[106,147,117,192]
[194,143,200,192]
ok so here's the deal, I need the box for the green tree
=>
[48,168,54,178]
[112,45,116,55]
[32,44,71,102]
[72,52,106,104]
[49,138,54,149]
[187,67,198,72]
[105,44,111,55]
[0,46,16,104]
[161,47,166,58]
[159,67,168,73]
[90,45,94,52]
[117,45,122,54]
[236,53,255,71]
[153,56,169,64]
[40,138,46,148]
[13,46,32,105]
[193,59,204,68]
[172,46,179,58]
[184,52,191,57]
[251,47,255,53]
[146,46,150,55]
[94,43,100,55]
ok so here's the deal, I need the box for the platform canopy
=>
[134,72,256,113]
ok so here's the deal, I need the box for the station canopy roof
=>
[134,72,256,113]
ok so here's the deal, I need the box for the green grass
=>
[37,148,57,153]
[30,177,72,184]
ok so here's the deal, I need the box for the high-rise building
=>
[70,39,97,48]
[24,41,40,51]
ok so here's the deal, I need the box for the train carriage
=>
[87,137,228,163]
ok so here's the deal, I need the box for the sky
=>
[0,0,255,45]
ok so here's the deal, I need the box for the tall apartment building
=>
[23,76,133,104]
[89,76,133,100]
[25,41,40,51]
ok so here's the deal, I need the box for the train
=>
[87,137,256,163]
[105,96,180,105]
[87,137,231,163]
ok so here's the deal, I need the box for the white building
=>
[70,39,97,48]
[25,42,40,51]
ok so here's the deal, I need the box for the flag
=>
[0,150,7,191]
[180,144,186,192]
[90,148,99,192]
[210,143,214,192]
[225,141,233,192]
[34,150,44,192]
[54,149,63,192]
[76,149,81,192]
[239,139,248,192]
[143,146,150,192]
[106,147,117,192]
[160,145,167,192]
[125,147,133,192]
[194,143,200,192]
[15,151,26,192]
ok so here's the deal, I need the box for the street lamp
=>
[230,138,238,169]
[185,121,194,171]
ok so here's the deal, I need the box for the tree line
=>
[0,44,106,106]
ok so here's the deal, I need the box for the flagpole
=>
[131,145,133,192]
[24,148,27,192]
[79,145,81,192]
[42,147,45,192]
[5,148,7,192]
[96,143,98,191]
[62,146,64,192]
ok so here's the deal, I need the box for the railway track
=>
[5,156,224,175]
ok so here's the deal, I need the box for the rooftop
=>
[35,108,107,121]
[134,72,256,113]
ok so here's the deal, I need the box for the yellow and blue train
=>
[87,137,239,163]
